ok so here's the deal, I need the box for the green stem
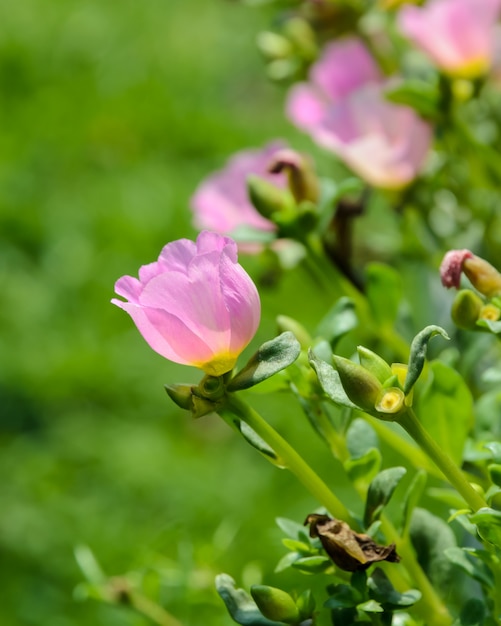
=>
[364,415,443,481]
[129,591,182,626]
[379,518,452,626]
[224,396,452,625]
[220,395,350,521]
[312,407,451,625]
[400,409,488,512]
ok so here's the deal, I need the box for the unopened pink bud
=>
[440,249,501,298]
[112,231,261,376]
[440,249,473,289]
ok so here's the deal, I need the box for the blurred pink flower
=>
[191,142,288,239]
[286,38,432,189]
[398,0,501,78]
[112,231,261,376]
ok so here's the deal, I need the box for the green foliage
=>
[409,509,457,594]
[228,332,301,391]
[364,467,407,527]
[417,361,474,465]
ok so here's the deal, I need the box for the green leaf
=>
[215,574,286,625]
[324,584,362,609]
[296,589,315,621]
[476,318,501,334]
[417,361,473,465]
[368,568,421,608]
[344,448,382,491]
[357,600,383,613]
[346,418,379,459]
[404,325,450,395]
[484,441,501,462]
[385,80,440,118]
[281,538,311,553]
[239,421,281,465]
[487,464,501,487]
[470,507,501,548]
[357,347,393,384]
[275,552,302,573]
[276,517,307,541]
[316,297,358,347]
[364,467,406,527]
[410,509,457,593]
[401,470,427,537]
[457,598,486,626]
[308,350,358,409]
[444,547,494,588]
[228,332,301,391]
[291,555,331,574]
[365,263,402,328]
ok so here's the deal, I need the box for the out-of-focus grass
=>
[0,1,352,625]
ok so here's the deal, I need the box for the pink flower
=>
[398,0,501,78]
[191,142,288,240]
[286,38,432,189]
[112,231,261,376]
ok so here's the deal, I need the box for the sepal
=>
[164,384,194,410]
[332,355,383,412]
[403,325,449,395]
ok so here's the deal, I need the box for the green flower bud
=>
[332,355,383,412]
[250,585,300,624]
[164,384,193,410]
[463,255,501,298]
[247,175,295,219]
[357,346,393,383]
[451,289,483,329]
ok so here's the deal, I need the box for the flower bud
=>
[463,255,501,298]
[357,346,393,383]
[164,384,193,410]
[247,175,295,219]
[451,289,484,330]
[440,249,501,297]
[250,585,300,624]
[332,355,383,412]
[268,149,320,204]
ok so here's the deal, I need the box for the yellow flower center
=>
[479,304,501,322]
[376,388,405,415]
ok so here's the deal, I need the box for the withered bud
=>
[304,513,400,572]
[268,149,319,204]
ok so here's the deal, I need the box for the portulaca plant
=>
[76,0,501,624]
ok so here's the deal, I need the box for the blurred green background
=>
[0,1,354,624]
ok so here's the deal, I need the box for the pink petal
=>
[114,275,143,303]
[286,84,326,131]
[117,301,214,365]
[311,38,381,101]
